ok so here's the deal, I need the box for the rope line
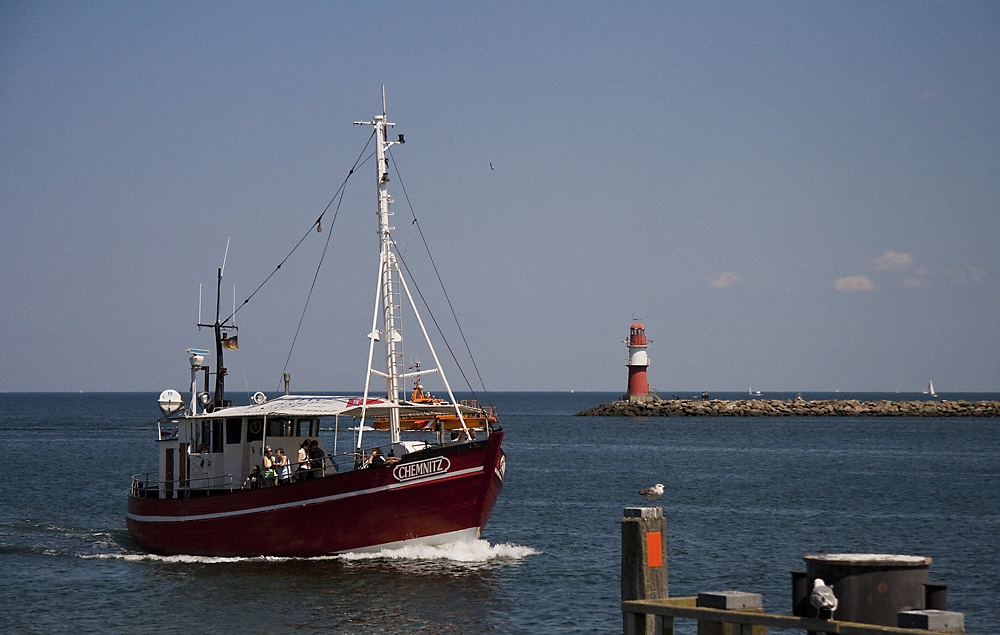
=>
[222,129,376,326]
[279,183,346,391]
[388,149,491,404]
[276,137,378,389]
[392,243,477,402]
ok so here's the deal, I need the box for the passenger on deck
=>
[364,447,385,468]
[262,447,278,486]
[275,448,291,484]
[309,440,325,478]
[242,465,262,489]
[296,440,311,480]
[450,429,476,442]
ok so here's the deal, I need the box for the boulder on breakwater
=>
[575,397,1000,417]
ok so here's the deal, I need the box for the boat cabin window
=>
[247,418,264,442]
[267,417,293,437]
[193,419,224,453]
[212,419,223,451]
[296,418,317,436]
[226,419,241,445]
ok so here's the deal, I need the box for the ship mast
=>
[354,88,468,448]
[375,90,403,440]
[355,88,405,444]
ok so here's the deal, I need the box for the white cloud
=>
[834,275,875,292]
[872,251,914,271]
[709,271,742,289]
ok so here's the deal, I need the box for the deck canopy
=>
[187,394,482,419]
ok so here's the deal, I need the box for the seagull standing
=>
[810,578,838,620]
[637,483,664,502]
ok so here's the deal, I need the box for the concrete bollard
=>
[695,592,766,635]
[898,609,964,632]
[622,507,669,635]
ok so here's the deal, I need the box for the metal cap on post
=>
[622,507,668,635]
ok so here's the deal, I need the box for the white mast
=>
[355,88,405,446]
[353,89,468,449]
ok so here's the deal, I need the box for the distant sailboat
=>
[748,386,762,396]
[928,380,937,397]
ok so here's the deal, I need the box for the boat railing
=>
[130,443,457,498]
[156,420,178,440]
[130,472,236,498]
[458,399,497,422]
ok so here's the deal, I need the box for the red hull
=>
[127,430,504,557]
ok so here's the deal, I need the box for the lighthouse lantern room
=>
[625,320,653,402]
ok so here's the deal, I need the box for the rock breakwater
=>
[576,398,1000,417]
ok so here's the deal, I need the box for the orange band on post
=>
[646,531,662,567]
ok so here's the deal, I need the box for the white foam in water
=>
[83,539,537,565]
[336,539,538,563]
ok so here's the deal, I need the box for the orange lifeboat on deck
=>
[372,383,497,431]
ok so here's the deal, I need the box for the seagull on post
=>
[637,483,664,502]
[810,578,838,620]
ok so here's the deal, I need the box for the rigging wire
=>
[221,129,377,326]
[237,346,251,402]
[278,181,348,392]
[392,243,478,402]
[276,139,379,391]
[387,148,490,403]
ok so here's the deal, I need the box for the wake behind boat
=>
[126,92,505,557]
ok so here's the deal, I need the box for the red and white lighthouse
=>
[625,320,652,401]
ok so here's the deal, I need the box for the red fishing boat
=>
[126,92,505,556]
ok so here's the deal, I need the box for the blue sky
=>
[2,1,998,394]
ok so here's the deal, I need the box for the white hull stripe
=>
[127,466,484,523]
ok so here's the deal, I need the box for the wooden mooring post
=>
[621,507,966,634]
[621,506,668,635]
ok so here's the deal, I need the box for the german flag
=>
[222,335,238,350]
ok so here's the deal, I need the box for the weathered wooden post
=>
[622,507,669,635]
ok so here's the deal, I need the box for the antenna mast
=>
[197,238,236,411]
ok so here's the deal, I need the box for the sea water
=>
[0,392,998,634]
